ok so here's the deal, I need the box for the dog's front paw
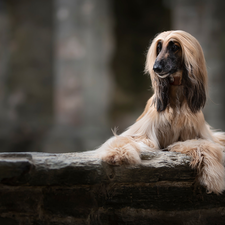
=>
[101,147,140,165]
[100,136,141,165]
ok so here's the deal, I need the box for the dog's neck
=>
[169,71,184,108]
[169,85,184,108]
[170,76,182,86]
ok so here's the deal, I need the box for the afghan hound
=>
[97,30,225,194]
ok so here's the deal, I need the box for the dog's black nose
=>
[153,62,162,73]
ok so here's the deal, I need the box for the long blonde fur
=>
[97,30,225,194]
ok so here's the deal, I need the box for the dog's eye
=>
[172,44,179,52]
[157,42,162,55]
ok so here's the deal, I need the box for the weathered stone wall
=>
[0,0,115,153]
[0,0,54,152]
[0,151,225,225]
[45,0,114,153]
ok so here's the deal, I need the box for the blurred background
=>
[0,0,224,153]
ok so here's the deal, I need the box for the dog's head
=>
[145,30,207,113]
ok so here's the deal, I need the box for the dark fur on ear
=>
[183,67,206,113]
[154,77,170,112]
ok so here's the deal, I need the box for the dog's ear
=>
[154,78,170,112]
[183,67,206,113]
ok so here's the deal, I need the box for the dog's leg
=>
[168,139,225,194]
[212,131,225,147]
[97,97,159,165]
[98,135,156,165]
[98,136,141,165]
[201,123,225,147]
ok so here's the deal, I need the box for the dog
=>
[97,30,225,194]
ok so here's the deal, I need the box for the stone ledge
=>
[0,151,193,186]
[0,151,224,225]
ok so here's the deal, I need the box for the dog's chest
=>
[157,112,198,148]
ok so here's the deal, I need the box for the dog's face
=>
[153,40,183,81]
[145,30,208,113]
